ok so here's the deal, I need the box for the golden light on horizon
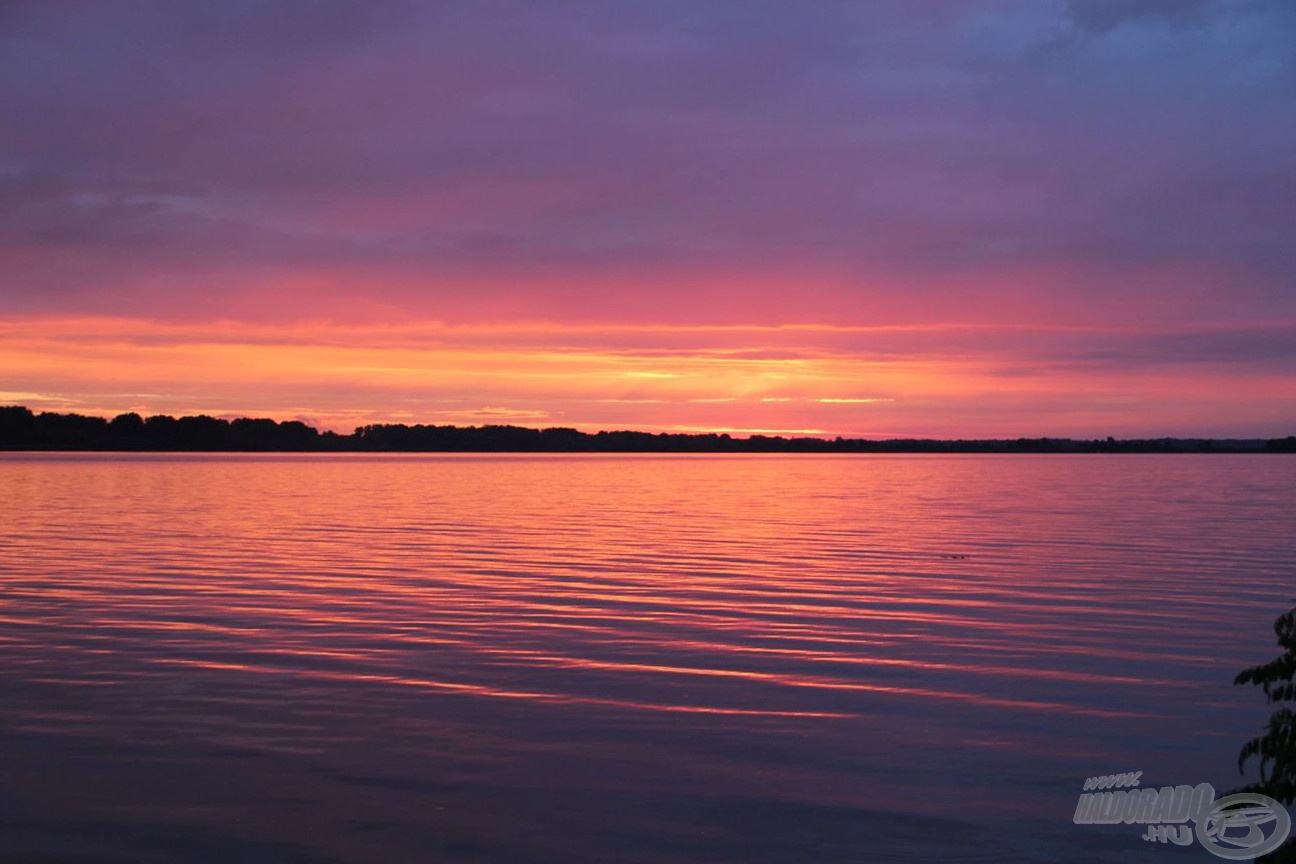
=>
[2,315,1293,438]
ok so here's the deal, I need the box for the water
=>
[1,453,1293,863]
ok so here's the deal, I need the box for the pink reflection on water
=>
[1,453,1294,862]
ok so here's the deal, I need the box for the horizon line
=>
[2,405,1293,451]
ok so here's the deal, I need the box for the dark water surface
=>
[2,453,1293,863]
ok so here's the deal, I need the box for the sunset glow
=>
[2,2,1294,437]
[5,315,1294,437]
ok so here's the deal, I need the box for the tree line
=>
[1,405,1293,453]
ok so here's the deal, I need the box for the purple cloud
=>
[0,0,1292,326]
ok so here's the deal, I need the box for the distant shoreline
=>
[2,405,1293,454]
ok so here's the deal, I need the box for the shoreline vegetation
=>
[3,406,1294,454]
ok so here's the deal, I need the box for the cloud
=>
[0,0,1292,381]
[2,313,1293,437]
[1065,0,1212,35]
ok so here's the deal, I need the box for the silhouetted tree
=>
[538,427,586,451]
[276,420,319,450]
[175,415,229,450]
[0,405,1292,453]
[143,414,180,448]
[109,412,146,449]
[1235,604,1296,862]
[0,406,36,448]
[33,410,108,448]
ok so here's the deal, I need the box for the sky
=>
[1,0,1294,438]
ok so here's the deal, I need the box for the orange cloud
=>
[1,315,1293,438]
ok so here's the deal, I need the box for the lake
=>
[1,453,1293,863]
